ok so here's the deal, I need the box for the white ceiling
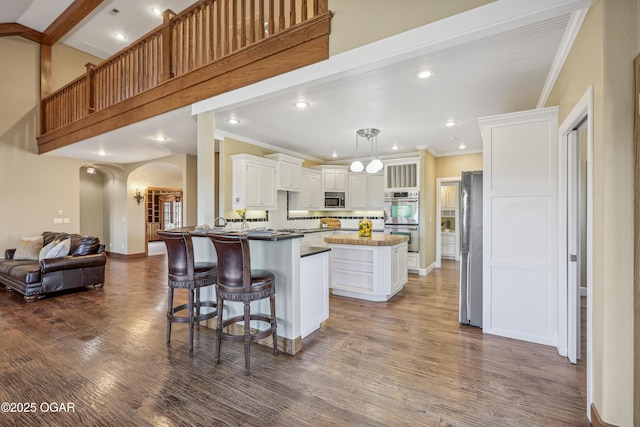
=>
[3,0,590,165]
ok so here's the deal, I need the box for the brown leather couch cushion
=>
[41,232,101,256]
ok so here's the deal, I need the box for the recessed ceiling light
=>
[293,101,310,109]
[114,33,127,41]
[151,7,162,15]
[392,143,399,150]
[445,120,458,127]
[458,142,466,150]
[332,150,337,158]
[154,136,168,141]
[98,150,106,156]
[86,166,96,174]
[226,118,239,125]
[416,70,433,79]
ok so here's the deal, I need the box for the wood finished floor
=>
[0,256,587,426]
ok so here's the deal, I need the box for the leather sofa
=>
[0,231,107,302]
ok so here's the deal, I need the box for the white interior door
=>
[567,129,581,364]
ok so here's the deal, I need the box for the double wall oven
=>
[383,191,419,252]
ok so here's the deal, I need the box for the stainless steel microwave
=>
[324,192,345,208]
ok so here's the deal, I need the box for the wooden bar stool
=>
[157,230,217,354]
[206,233,278,375]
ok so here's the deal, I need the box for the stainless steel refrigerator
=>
[459,171,483,327]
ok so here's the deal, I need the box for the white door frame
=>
[435,176,461,268]
[557,85,593,418]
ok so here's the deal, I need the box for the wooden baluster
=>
[209,2,215,61]
[240,0,247,47]
[289,0,295,26]
[278,0,285,32]
[214,0,222,59]
[250,0,256,44]
[268,0,274,36]
[302,0,307,21]
[258,0,265,40]
[232,0,238,51]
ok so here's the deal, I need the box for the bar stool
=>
[156,230,217,354]
[206,233,278,375]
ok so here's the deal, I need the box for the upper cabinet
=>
[231,154,277,210]
[265,153,304,192]
[384,159,420,191]
[321,168,348,191]
[441,185,458,210]
[289,168,322,210]
[348,173,384,210]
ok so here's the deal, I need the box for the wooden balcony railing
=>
[40,0,329,137]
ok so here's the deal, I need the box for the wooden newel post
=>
[161,9,176,82]
[85,63,96,115]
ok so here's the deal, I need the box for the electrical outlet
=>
[57,210,63,216]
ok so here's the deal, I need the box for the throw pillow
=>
[13,236,43,261]
[44,238,71,259]
[38,239,58,261]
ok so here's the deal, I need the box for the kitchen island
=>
[324,234,409,302]
[167,227,326,354]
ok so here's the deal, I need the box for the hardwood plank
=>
[0,258,588,426]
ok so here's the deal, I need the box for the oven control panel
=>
[384,191,419,199]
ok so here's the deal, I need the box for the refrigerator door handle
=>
[466,251,471,323]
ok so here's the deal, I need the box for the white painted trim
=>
[436,177,462,269]
[537,8,590,108]
[557,85,593,421]
[214,129,324,163]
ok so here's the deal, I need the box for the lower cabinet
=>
[441,233,456,258]
[328,242,408,302]
[300,250,330,338]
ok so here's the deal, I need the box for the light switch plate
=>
[63,218,70,223]
[53,218,63,224]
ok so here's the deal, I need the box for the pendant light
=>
[357,128,382,173]
[350,131,364,172]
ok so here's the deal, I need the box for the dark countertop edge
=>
[300,246,332,258]
[167,227,304,241]
[301,228,384,234]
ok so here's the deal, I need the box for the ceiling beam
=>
[0,23,43,43]
[42,0,105,46]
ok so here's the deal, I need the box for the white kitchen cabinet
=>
[407,252,419,270]
[300,250,330,338]
[328,242,408,302]
[289,168,321,209]
[322,168,347,191]
[384,158,420,191]
[265,153,304,192]
[347,173,384,209]
[231,154,277,210]
[441,184,457,209]
[441,233,456,258]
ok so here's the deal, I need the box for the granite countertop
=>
[324,233,409,247]
[168,226,304,241]
[300,246,331,258]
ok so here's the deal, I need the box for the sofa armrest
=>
[40,252,107,274]
[5,249,16,259]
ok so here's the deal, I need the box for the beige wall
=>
[435,153,483,179]
[51,43,102,93]
[545,1,635,425]
[79,170,105,241]
[420,149,437,269]
[0,37,87,251]
[328,0,494,55]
